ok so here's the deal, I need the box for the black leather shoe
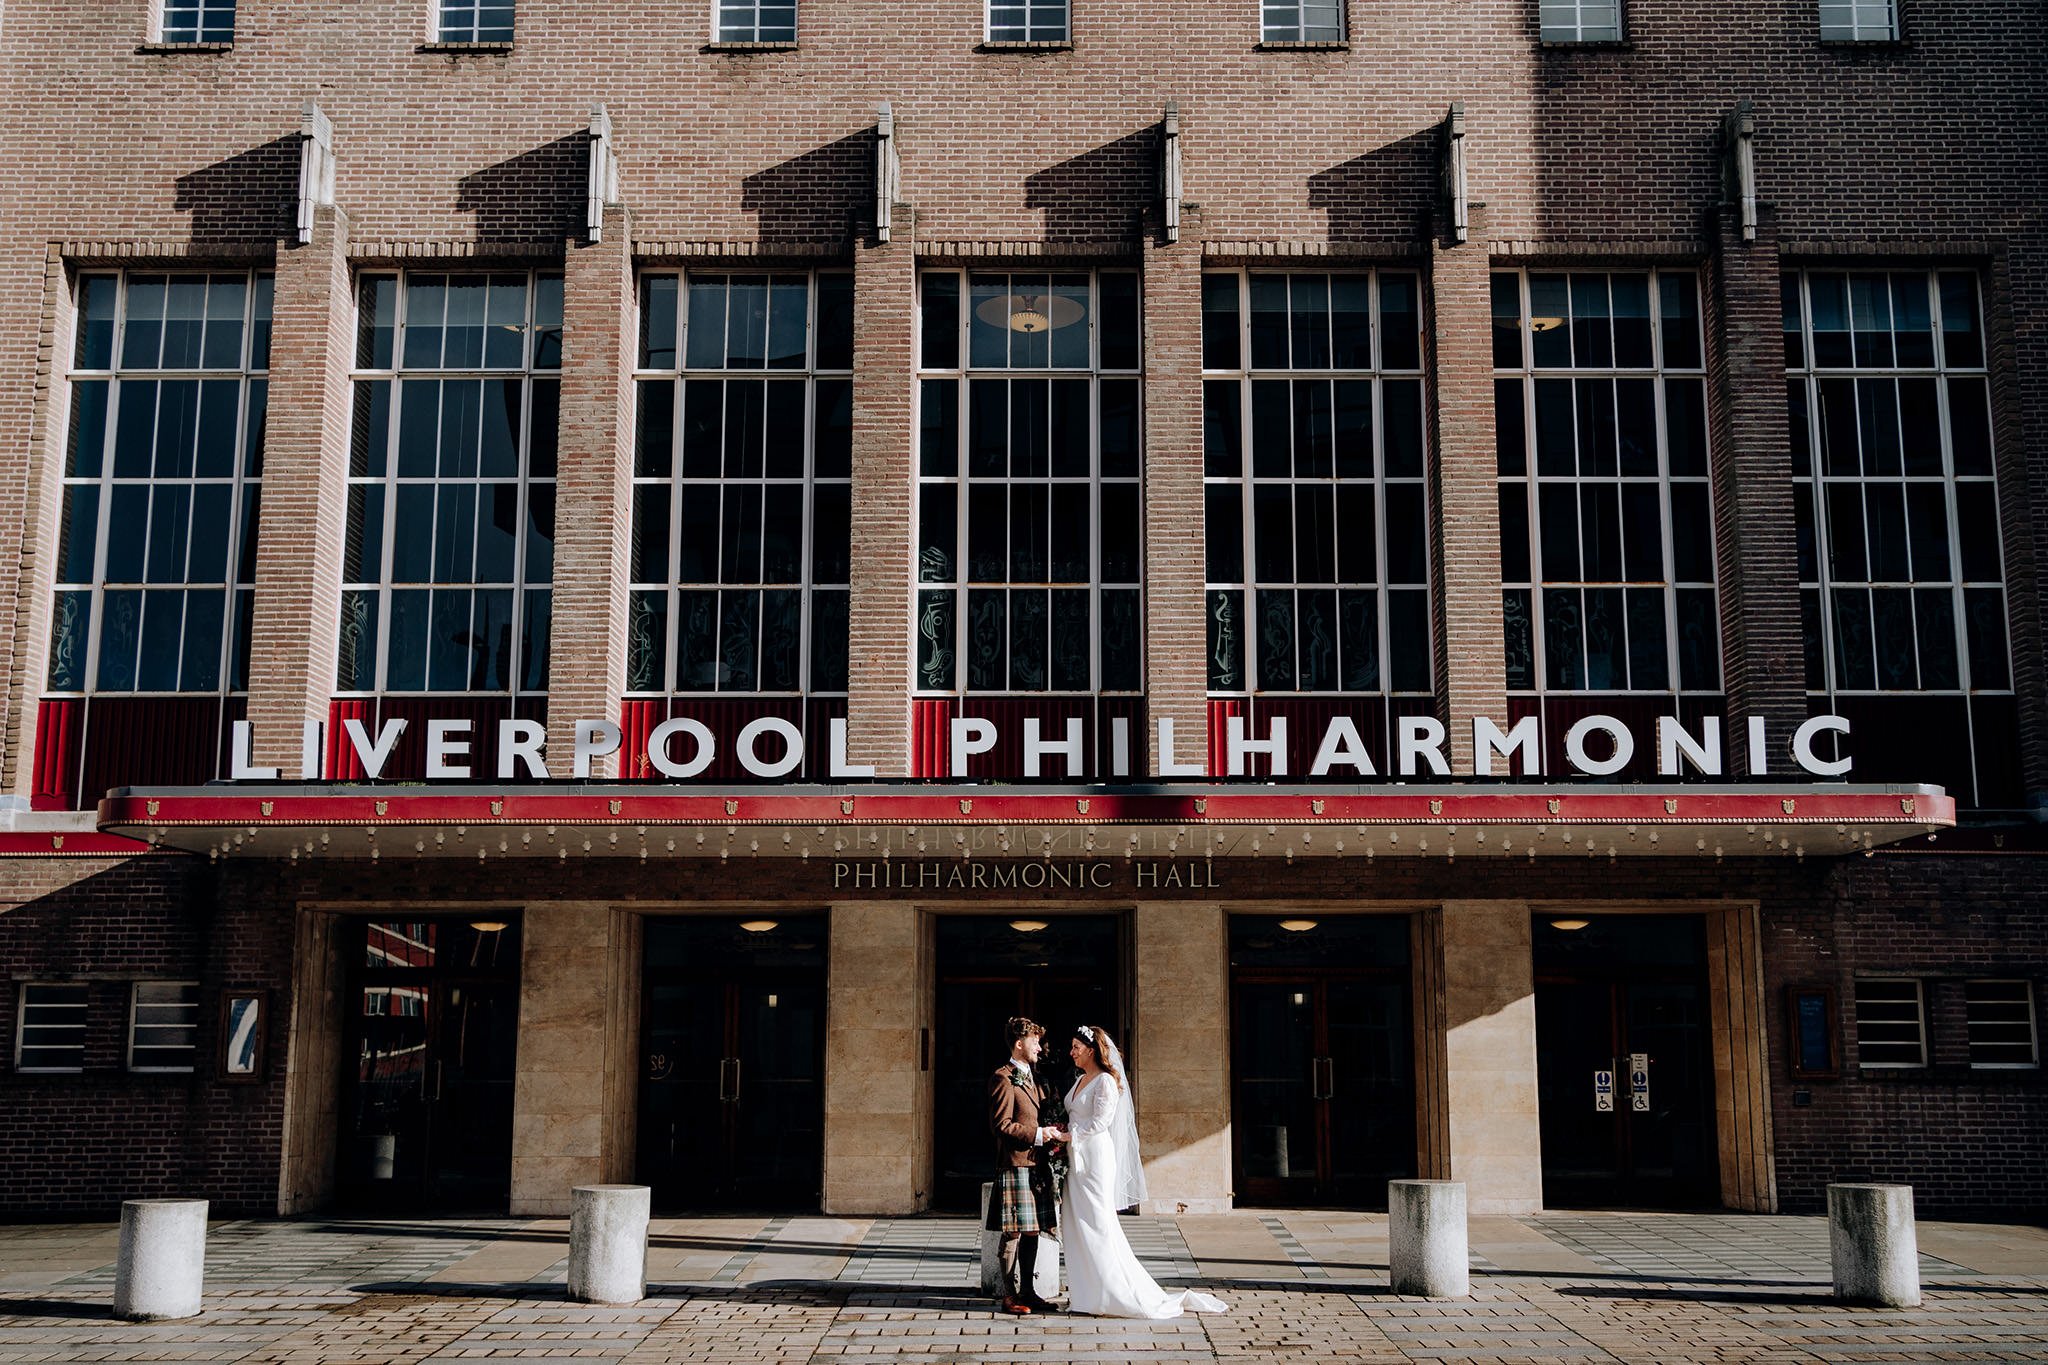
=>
[1023,1294,1062,1313]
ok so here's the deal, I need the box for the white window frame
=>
[985,0,1069,43]
[1201,268,1434,699]
[1818,0,1897,41]
[1494,268,1720,698]
[14,982,89,1074]
[1853,977,1927,1068]
[51,271,271,702]
[1261,0,1345,43]
[127,981,199,1074]
[157,0,236,43]
[1964,979,2039,1069]
[712,0,797,42]
[1540,0,1623,42]
[626,270,853,699]
[341,270,561,698]
[435,0,514,42]
[912,269,1144,698]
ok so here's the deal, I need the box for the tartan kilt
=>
[986,1163,1058,1234]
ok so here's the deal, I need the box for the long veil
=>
[1098,1034,1148,1211]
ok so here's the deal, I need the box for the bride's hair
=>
[1072,1025,1124,1090]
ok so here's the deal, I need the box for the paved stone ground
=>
[2,1210,2045,1363]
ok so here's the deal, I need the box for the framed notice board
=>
[1785,985,1839,1079]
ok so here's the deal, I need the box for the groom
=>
[987,1015,1065,1315]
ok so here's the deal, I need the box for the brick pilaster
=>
[1141,207,1206,776]
[1430,207,1503,773]
[246,207,353,773]
[844,213,916,777]
[545,205,634,776]
[1706,206,1807,759]
[1981,245,2048,807]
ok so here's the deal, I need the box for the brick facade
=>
[0,0,2042,1219]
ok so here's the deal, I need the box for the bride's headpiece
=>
[1077,1025,1095,1041]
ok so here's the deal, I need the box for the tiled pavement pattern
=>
[2,1210,2045,1363]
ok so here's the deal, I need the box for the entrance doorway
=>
[341,918,522,1212]
[934,914,1123,1210]
[1229,915,1416,1207]
[1534,914,1718,1208]
[638,915,827,1210]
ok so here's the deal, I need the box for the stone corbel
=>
[296,100,336,246]
[1440,102,1468,245]
[1723,101,1757,244]
[587,105,620,242]
[875,103,901,243]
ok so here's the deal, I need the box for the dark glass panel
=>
[1333,379,1373,479]
[1856,378,1901,477]
[159,276,206,369]
[1621,482,1662,582]
[1503,588,1534,690]
[1498,485,1530,582]
[1954,483,2003,582]
[188,483,231,583]
[1330,275,1371,369]
[1206,484,1244,584]
[1864,482,1908,581]
[1670,482,1714,583]
[726,277,769,369]
[1379,273,1421,370]
[1297,587,1337,690]
[920,379,959,477]
[66,379,109,479]
[1582,586,1626,689]
[764,381,806,479]
[1338,589,1379,690]
[815,273,854,371]
[95,588,139,690]
[1256,588,1295,691]
[1249,275,1289,369]
[675,484,718,584]
[1793,481,1817,582]
[639,275,679,369]
[193,379,239,478]
[106,485,147,582]
[1292,379,1333,477]
[524,483,554,585]
[520,588,551,690]
[236,487,260,585]
[723,379,765,479]
[1100,482,1140,584]
[674,589,718,691]
[1615,377,1656,476]
[1203,381,1242,477]
[630,486,672,584]
[1808,273,1850,367]
[1490,272,1524,369]
[477,378,520,479]
[75,275,117,369]
[1801,588,1824,691]
[1050,588,1090,692]
[1625,587,1668,690]
[1826,484,1868,582]
[1383,484,1426,585]
[351,379,390,478]
[1870,588,1915,689]
[719,484,763,584]
[680,379,723,479]
[1575,378,1617,477]
[1830,588,1875,689]
[145,485,191,584]
[1676,587,1719,691]
[1009,482,1048,580]
[1817,377,1860,476]
[1610,275,1652,368]
[1913,588,1958,689]
[718,589,761,691]
[152,379,198,479]
[968,275,1008,370]
[967,484,1006,581]
[812,377,853,479]
[1049,483,1088,581]
[1781,274,1805,369]
[121,276,165,370]
[1579,483,1621,581]
[112,378,155,478]
[1658,274,1702,369]
[1100,589,1140,691]
[1569,273,1612,369]
[1049,379,1089,477]
[1543,587,1583,689]
[918,483,956,583]
[1387,589,1430,691]
[1381,378,1423,478]
[1964,587,2009,689]
[1528,275,1572,367]
[1946,377,1992,477]
[395,379,440,478]
[469,587,513,689]
[1890,272,1934,367]
[56,485,99,586]
[1202,273,1241,371]
[1336,484,1376,584]
[810,588,849,692]
[1495,377,1526,476]
[968,379,1006,477]
[1207,588,1242,690]
[344,485,383,584]
[1008,589,1048,691]
[1903,483,1951,583]
[1938,272,1982,368]
[1848,272,1893,368]
[965,588,1003,690]
[634,380,675,478]
[1100,379,1140,477]
[1533,378,1575,476]
[921,272,960,370]
[431,482,478,583]
[1538,483,1580,582]
[811,482,851,585]
[766,277,808,370]
[685,278,728,370]
[424,586,470,691]
[1250,379,1290,478]
[759,589,801,689]
[1009,379,1049,478]
[1896,377,1941,476]
[1252,484,1293,583]
[135,588,183,691]
[1098,272,1140,369]
[1294,484,1336,582]
[916,588,956,691]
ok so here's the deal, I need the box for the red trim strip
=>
[0,832,153,857]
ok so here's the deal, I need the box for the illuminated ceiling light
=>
[1278,919,1318,932]
[1529,315,1566,332]
[469,919,509,933]
[973,292,1087,334]
[1549,918,1591,931]
[1009,919,1049,933]
[740,919,779,933]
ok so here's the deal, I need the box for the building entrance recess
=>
[638,915,827,1210]
[339,918,522,1212]
[1534,914,1718,1208]
[1230,915,1416,1207]
[933,914,1124,1210]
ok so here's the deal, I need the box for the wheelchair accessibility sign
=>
[1594,1069,1614,1112]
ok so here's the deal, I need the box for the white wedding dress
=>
[1059,1072,1228,1318]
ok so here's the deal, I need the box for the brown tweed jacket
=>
[988,1063,1047,1169]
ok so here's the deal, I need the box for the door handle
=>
[434,1060,443,1102]
[1323,1056,1335,1099]
[1310,1056,1332,1100]
[718,1057,740,1103]
[730,1057,742,1103]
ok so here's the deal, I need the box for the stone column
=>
[244,206,354,772]
[1131,902,1231,1214]
[1707,206,1807,759]
[843,214,916,777]
[1141,207,1207,775]
[545,204,636,774]
[1430,207,1504,773]
[822,902,928,1213]
[510,903,633,1215]
[1428,901,1541,1215]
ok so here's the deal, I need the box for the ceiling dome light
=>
[973,292,1087,334]
[1549,918,1591,931]
[740,919,779,933]
[1009,919,1049,933]
[469,919,509,933]
[1278,919,1318,932]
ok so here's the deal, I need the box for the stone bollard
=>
[1828,1183,1920,1307]
[1388,1179,1469,1299]
[569,1185,651,1305]
[977,1181,1060,1300]
[113,1199,208,1321]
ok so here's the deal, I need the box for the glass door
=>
[342,919,521,1212]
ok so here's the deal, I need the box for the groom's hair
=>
[1005,1016,1045,1045]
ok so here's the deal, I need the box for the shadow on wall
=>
[1024,127,1160,244]
[172,137,300,245]
[740,130,877,247]
[1307,127,1439,244]
[456,135,589,250]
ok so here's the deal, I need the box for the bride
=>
[1052,1025,1228,1319]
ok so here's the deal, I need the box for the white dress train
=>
[1058,1073,1228,1318]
